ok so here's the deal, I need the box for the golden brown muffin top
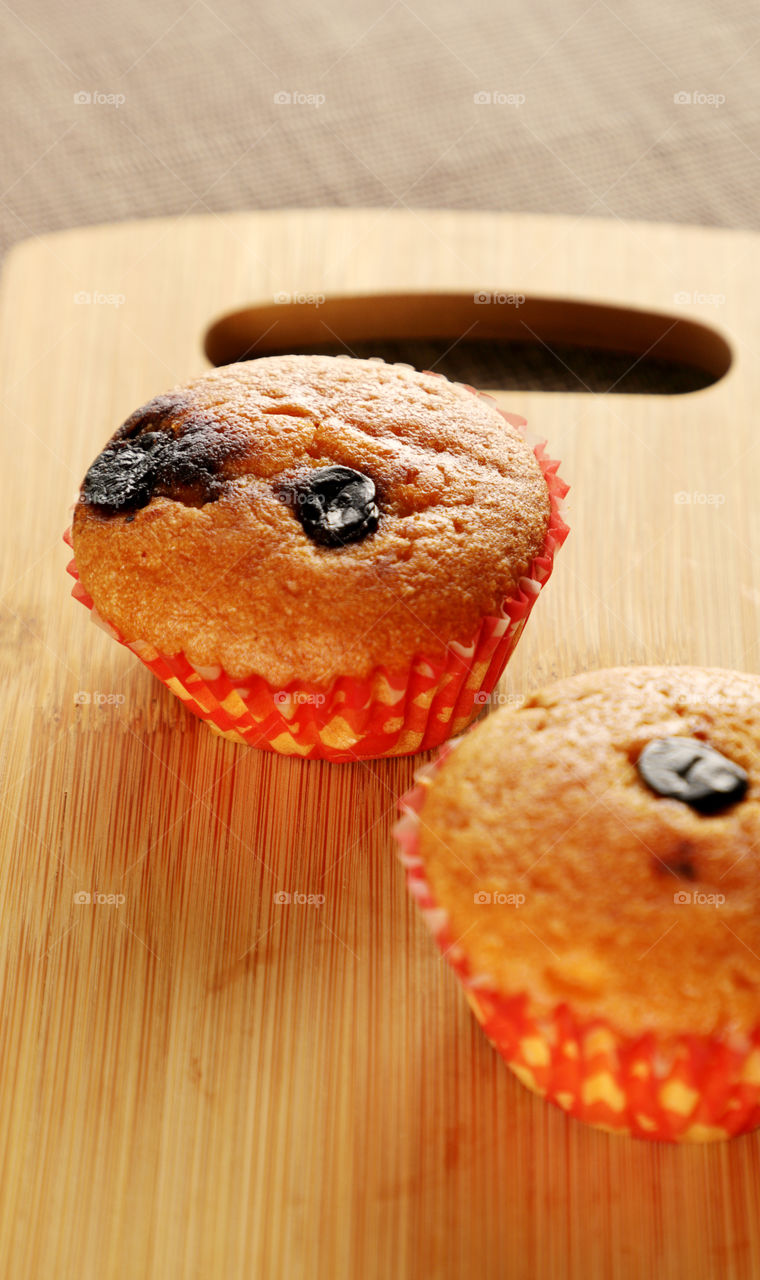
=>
[416,666,760,1038]
[71,356,551,684]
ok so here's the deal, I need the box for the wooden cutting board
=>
[1,209,759,1280]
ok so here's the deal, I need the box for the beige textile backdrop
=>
[1,0,759,256]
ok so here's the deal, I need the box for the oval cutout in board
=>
[204,292,732,395]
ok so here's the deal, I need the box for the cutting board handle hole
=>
[204,293,731,395]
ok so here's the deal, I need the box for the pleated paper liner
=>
[65,429,567,761]
[395,751,760,1142]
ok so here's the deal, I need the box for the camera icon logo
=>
[74,891,91,905]
[474,290,491,304]
[73,91,92,105]
[273,891,291,905]
[473,890,492,905]
[673,91,692,105]
[473,91,491,105]
[74,690,91,704]
[673,890,692,905]
[273,291,291,304]
[273,91,292,105]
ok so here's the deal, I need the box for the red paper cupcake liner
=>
[395,750,760,1142]
[65,410,568,760]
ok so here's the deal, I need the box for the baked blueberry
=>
[636,736,748,813]
[82,432,172,512]
[81,406,242,513]
[289,466,379,547]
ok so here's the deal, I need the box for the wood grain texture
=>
[0,209,759,1279]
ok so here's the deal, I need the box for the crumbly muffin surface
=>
[417,666,760,1037]
[71,356,551,683]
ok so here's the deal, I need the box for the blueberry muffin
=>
[67,355,568,759]
[397,666,760,1138]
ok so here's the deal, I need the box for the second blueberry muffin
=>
[67,355,568,759]
[397,665,760,1139]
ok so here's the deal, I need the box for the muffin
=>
[396,666,760,1140]
[66,355,568,760]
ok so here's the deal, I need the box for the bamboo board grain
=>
[0,209,759,1280]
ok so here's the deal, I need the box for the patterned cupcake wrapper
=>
[395,750,760,1142]
[66,414,568,760]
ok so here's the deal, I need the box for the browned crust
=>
[71,356,551,683]
[417,666,760,1038]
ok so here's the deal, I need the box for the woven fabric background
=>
[1,0,758,257]
[1,0,757,392]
